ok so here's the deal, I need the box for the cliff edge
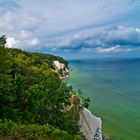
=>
[79,108,102,140]
[53,60,70,79]
[70,95,102,140]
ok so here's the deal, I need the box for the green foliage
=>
[0,37,14,120]
[77,89,91,109]
[0,36,82,138]
[9,48,69,68]
[32,52,69,68]
[0,120,82,140]
[0,35,6,47]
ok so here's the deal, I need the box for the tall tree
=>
[0,36,15,119]
[0,35,6,47]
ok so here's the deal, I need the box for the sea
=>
[66,58,140,140]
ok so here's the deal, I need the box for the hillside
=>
[0,36,89,139]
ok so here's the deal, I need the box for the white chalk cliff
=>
[53,60,70,79]
[53,60,65,70]
[79,108,102,140]
[53,61,103,140]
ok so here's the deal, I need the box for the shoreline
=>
[66,59,140,140]
[67,63,103,140]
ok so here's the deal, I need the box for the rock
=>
[78,108,102,140]
[53,60,65,70]
[69,95,81,112]
[68,95,102,140]
[53,60,70,79]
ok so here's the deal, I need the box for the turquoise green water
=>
[66,59,140,140]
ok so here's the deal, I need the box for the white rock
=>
[79,108,102,140]
[53,61,61,69]
[53,60,65,70]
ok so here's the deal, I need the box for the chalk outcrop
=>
[53,60,70,79]
[53,60,65,70]
[69,95,102,140]
[79,108,102,140]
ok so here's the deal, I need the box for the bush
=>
[0,120,82,140]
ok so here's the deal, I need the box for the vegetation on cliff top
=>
[0,36,89,139]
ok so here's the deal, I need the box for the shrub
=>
[0,120,82,140]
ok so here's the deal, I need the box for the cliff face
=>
[69,96,102,140]
[79,108,102,140]
[53,60,70,79]
[53,60,103,140]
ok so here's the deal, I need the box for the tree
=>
[0,36,15,120]
[77,89,90,108]
[0,43,81,135]
[0,35,6,47]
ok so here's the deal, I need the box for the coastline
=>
[65,62,103,140]
[66,59,140,140]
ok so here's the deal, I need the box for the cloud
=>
[96,46,121,54]
[4,24,140,55]
[0,0,20,14]
[44,26,140,54]
[17,30,40,49]
[0,11,46,34]
[6,37,19,48]
[0,12,15,32]
[28,38,40,47]
[1,0,140,58]
[6,30,40,49]
[1,0,140,38]
[0,10,41,49]
[96,45,134,54]
[104,26,140,46]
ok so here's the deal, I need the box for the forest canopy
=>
[0,36,90,139]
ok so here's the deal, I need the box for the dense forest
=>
[0,35,90,140]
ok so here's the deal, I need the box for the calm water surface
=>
[67,58,140,140]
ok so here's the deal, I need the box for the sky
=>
[0,0,140,59]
